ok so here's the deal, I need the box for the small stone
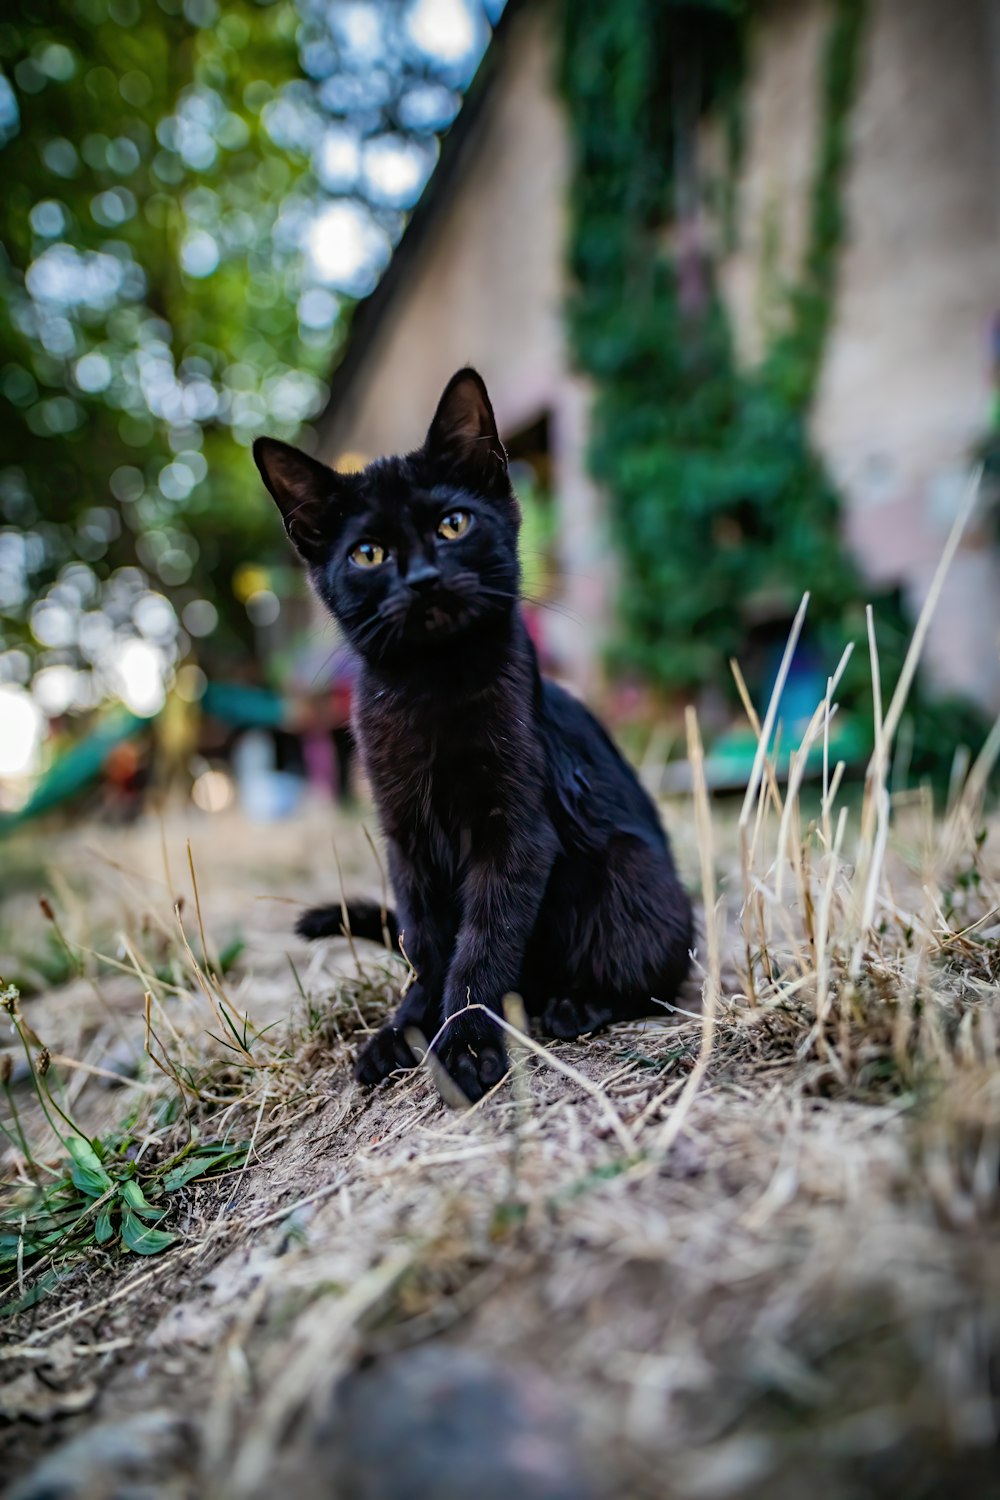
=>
[309,1346,601,1500]
[0,1048,32,1086]
[8,1410,194,1500]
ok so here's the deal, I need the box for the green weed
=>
[1,976,247,1315]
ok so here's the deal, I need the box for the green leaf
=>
[120,1205,176,1257]
[66,1137,113,1199]
[94,1203,116,1245]
[218,936,246,974]
[120,1180,166,1220]
[0,1267,69,1317]
[0,1226,64,1264]
[162,1144,247,1192]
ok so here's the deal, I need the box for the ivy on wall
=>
[558,0,994,779]
[560,0,877,701]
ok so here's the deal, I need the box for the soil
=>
[2,798,1000,1500]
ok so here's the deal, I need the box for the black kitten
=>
[254,369,692,1102]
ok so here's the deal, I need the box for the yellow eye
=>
[438,510,471,541]
[349,541,386,569]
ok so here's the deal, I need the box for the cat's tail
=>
[296,898,399,948]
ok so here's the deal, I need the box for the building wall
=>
[716,0,828,368]
[720,0,1000,709]
[321,0,1000,710]
[815,0,1000,708]
[320,6,610,694]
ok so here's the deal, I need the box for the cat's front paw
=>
[355,1025,419,1086]
[434,1011,507,1104]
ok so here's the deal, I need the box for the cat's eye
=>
[438,509,471,541]
[349,541,386,569]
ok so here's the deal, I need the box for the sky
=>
[305,0,502,298]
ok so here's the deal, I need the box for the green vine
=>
[560,0,873,699]
[558,0,992,779]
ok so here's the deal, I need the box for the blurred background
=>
[0,0,998,832]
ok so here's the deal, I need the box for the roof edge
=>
[317,0,529,452]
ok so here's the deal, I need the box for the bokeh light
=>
[0,684,43,776]
[191,766,234,812]
[110,638,167,717]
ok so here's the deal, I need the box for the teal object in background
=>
[689,642,871,791]
[0,708,145,833]
[704,715,869,790]
[0,681,290,835]
[201,682,286,730]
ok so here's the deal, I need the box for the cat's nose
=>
[405,561,440,592]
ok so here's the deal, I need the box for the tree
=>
[0,0,498,717]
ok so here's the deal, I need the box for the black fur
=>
[255,369,693,1102]
[296,899,399,948]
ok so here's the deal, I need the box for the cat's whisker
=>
[309,650,339,688]
[378,603,409,624]
[349,615,391,654]
[518,592,586,626]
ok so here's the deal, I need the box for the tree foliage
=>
[0,0,324,698]
[0,0,496,714]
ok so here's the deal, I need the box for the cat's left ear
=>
[425,367,508,481]
[253,438,353,564]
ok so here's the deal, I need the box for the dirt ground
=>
[2,788,1000,1500]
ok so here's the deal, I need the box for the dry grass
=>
[3,492,1000,1497]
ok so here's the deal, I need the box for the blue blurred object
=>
[239,770,304,823]
[769,641,826,738]
[0,678,291,834]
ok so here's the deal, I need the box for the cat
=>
[253,368,693,1103]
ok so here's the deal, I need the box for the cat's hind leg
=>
[534,832,693,1042]
[541,991,655,1041]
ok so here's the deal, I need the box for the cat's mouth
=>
[418,603,466,636]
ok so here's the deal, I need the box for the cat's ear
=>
[253,438,351,563]
[425,367,508,481]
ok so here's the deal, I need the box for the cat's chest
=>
[357,687,535,843]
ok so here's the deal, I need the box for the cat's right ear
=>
[253,438,349,563]
[425,368,508,481]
